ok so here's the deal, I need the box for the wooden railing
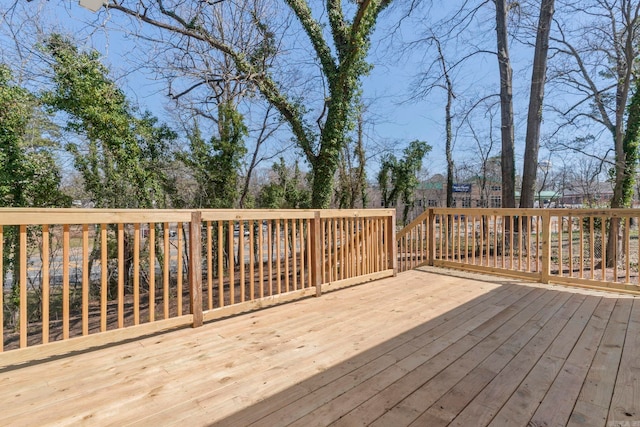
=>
[0,208,395,362]
[398,208,640,294]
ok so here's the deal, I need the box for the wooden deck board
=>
[607,298,640,425]
[412,291,586,426]
[0,268,638,427]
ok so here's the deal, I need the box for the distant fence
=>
[0,208,395,363]
[397,208,640,294]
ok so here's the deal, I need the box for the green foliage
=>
[179,102,248,208]
[620,78,640,207]
[257,157,310,209]
[42,34,175,209]
[0,65,70,208]
[334,99,368,208]
[377,140,431,224]
[1,64,71,315]
[249,0,391,208]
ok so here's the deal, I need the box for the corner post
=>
[387,210,397,276]
[311,211,322,296]
[189,211,203,327]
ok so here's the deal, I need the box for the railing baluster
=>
[601,216,606,282]
[306,218,312,285]
[177,223,183,316]
[509,215,514,270]
[259,219,265,297]
[446,215,450,262]
[61,224,69,339]
[320,219,325,282]
[479,215,484,266]
[218,221,224,307]
[163,222,170,319]
[276,219,282,293]
[289,219,294,291]
[333,218,339,279]
[502,216,506,268]
[0,226,3,351]
[149,224,156,321]
[533,216,540,273]
[228,220,235,304]
[117,223,124,328]
[42,225,50,343]
[613,218,618,283]
[558,217,563,277]
[267,220,273,296]
[493,215,498,268]
[101,224,108,330]
[207,221,213,311]
[340,218,345,279]
[134,223,140,325]
[589,217,595,281]
[298,218,305,288]
[579,216,584,279]
[239,221,245,301]
[625,217,631,284]
[20,225,27,348]
[568,215,573,278]
[82,224,89,334]
[284,219,289,291]
[250,219,255,299]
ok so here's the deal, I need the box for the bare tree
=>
[548,0,640,264]
[495,0,516,208]
[407,32,458,207]
[520,0,555,208]
[462,100,500,207]
[96,0,394,208]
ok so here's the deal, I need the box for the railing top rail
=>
[318,209,395,219]
[397,210,430,240]
[0,208,193,225]
[431,207,640,216]
[199,209,317,221]
[432,208,545,216]
[0,208,395,226]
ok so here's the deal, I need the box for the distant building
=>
[559,182,613,207]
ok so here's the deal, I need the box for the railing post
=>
[541,210,551,284]
[311,211,322,297]
[428,208,435,266]
[387,210,397,276]
[189,210,203,327]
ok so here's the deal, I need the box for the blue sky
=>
[1,0,584,181]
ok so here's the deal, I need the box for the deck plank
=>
[607,298,640,425]
[491,297,615,426]
[242,282,534,427]
[566,298,632,427]
[0,269,638,427]
[336,288,559,426]
[409,291,584,427]
[447,293,602,427]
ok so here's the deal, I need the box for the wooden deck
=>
[1,268,639,426]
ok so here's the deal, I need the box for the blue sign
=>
[452,184,472,193]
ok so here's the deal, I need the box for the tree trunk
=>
[355,114,367,208]
[445,75,454,209]
[520,0,555,208]
[495,0,516,208]
[606,79,640,266]
[311,150,339,209]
